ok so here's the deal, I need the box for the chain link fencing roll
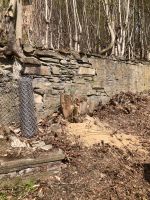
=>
[19,77,37,137]
[0,81,20,125]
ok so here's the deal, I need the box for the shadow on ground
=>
[143,163,150,183]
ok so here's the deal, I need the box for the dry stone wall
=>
[0,49,150,125]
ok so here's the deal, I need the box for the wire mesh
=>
[0,81,20,125]
[0,77,37,138]
[19,77,37,137]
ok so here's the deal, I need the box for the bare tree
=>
[65,0,72,49]
[4,0,148,61]
[0,0,24,59]
[100,0,116,54]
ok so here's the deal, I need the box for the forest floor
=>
[0,92,150,200]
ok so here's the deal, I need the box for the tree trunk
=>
[16,0,23,46]
[100,0,116,55]
[0,0,24,59]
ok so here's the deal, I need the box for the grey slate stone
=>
[51,66,61,75]
[39,57,60,63]
[35,50,64,60]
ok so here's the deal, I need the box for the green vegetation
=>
[0,179,37,200]
[0,192,7,200]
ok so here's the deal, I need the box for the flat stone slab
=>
[21,57,41,65]
[0,149,65,174]
[0,162,64,187]
[34,50,64,60]
[24,65,51,76]
[78,67,96,76]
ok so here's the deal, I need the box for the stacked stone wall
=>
[0,49,150,124]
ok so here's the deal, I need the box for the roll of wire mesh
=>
[19,77,37,137]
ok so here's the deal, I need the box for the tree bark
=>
[16,0,23,46]
[100,0,116,55]
[1,0,24,59]
[65,0,72,49]
[45,0,49,48]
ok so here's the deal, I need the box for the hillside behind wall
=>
[0,49,150,125]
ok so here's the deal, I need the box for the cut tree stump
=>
[0,149,65,174]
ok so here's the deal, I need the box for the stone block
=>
[35,50,64,60]
[33,78,50,88]
[34,88,45,95]
[87,90,97,96]
[51,66,61,75]
[78,67,96,76]
[52,77,61,83]
[24,65,51,76]
[92,84,104,90]
[51,90,60,95]
[60,59,68,65]
[34,93,43,112]
[21,57,41,65]
[81,55,89,63]
[84,77,93,81]
[53,84,65,90]
[74,78,86,84]
[34,93,43,104]
[23,44,35,54]
[68,64,79,69]
[39,57,60,63]
[70,60,78,65]
[79,64,92,68]
[33,79,51,95]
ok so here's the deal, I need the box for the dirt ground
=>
[67,116,148,158]
[0,91,150,200]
